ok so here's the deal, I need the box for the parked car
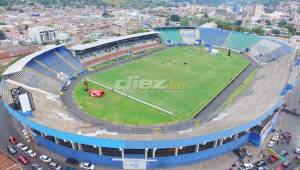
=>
[268,155,279,163]
[17,155,29,165]
[241,148,252,157]
[272,136,279,142]
[17,143,28,151]
[6,145,17,154]
[267,141,276,147]
[66,158,79,166]
[239,163,254,170]
[8,136,17,145]
[233,148,246,159]
[257,166,269,170]
[62,80,72,90]
[279,150,289,156]
[294,148,300,154]
[49,162,62,170]
[255,160,267,167]
[32,163,44,170]
[274,165,284,170]
[26,149,37,157]
[80,162,95,170]
[39,154,52,163]
[282,161,291,168]
[295,155,300,160]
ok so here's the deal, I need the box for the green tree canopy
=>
[170,14,180,22]
[0,30,7,40]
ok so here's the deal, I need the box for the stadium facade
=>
[1,27,296,169]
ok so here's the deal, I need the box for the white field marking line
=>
[87,79,175,115]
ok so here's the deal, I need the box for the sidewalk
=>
[162,144,263,170]
[0,150,21,170]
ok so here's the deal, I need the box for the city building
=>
[243,5,264,17]
[233,4,243,13]
[28,26,57,44]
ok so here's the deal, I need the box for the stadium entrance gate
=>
[113,158,156,170]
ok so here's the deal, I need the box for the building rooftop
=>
[71,31,157,51]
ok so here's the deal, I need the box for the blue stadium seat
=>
[36,51,76,76]
[56,47,86,73]
[199,28,230,46]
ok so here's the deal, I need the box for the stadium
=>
[1,27,297,169]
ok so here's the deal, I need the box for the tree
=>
[0,30,6,40]
[170,14,180,22]
[55,39,61,45]
[83,40,92,44]
[235,20,243,26]
[265,19,272,26]
[252,26,264,35]
[272,29,280,35]
[24,25,29,30]
[278,19,288,28]
[287,25,296,35]
[204,13,209,18]
[180,17,189,26]
[130,28,147,34]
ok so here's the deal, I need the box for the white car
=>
[294,148,300,154]
[239,163,254,170]
[49,162,62,170]
[267,141,276,147]
[271,133,280,142]
[39,154,52,163]
[80,162,95,170]
[17,143,28,151]
[26,149,37,157]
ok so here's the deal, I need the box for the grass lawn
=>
[74,46,250,125]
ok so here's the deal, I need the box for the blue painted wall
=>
[3,99,283,150]
[35,134,250,169]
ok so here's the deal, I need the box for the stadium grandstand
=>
[71,32,160,67]
[1,27,297,169]
[224,31,261,51]
[3,45,85,95]
[199,28,230,46]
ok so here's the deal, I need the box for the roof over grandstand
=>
[2,44,64,76]
[71,31,158,51]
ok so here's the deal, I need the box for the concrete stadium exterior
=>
[1,28,297,169]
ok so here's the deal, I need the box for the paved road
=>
[269,112,300,169]
[286,72,300,117]
[0,100,116,170]
[0,101,71,170]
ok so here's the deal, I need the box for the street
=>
[0,101,74,170]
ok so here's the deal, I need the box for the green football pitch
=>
[74,47,250,125]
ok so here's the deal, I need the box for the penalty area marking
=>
[87,79,175,115]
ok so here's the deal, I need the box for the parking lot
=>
[228,112,300,170]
